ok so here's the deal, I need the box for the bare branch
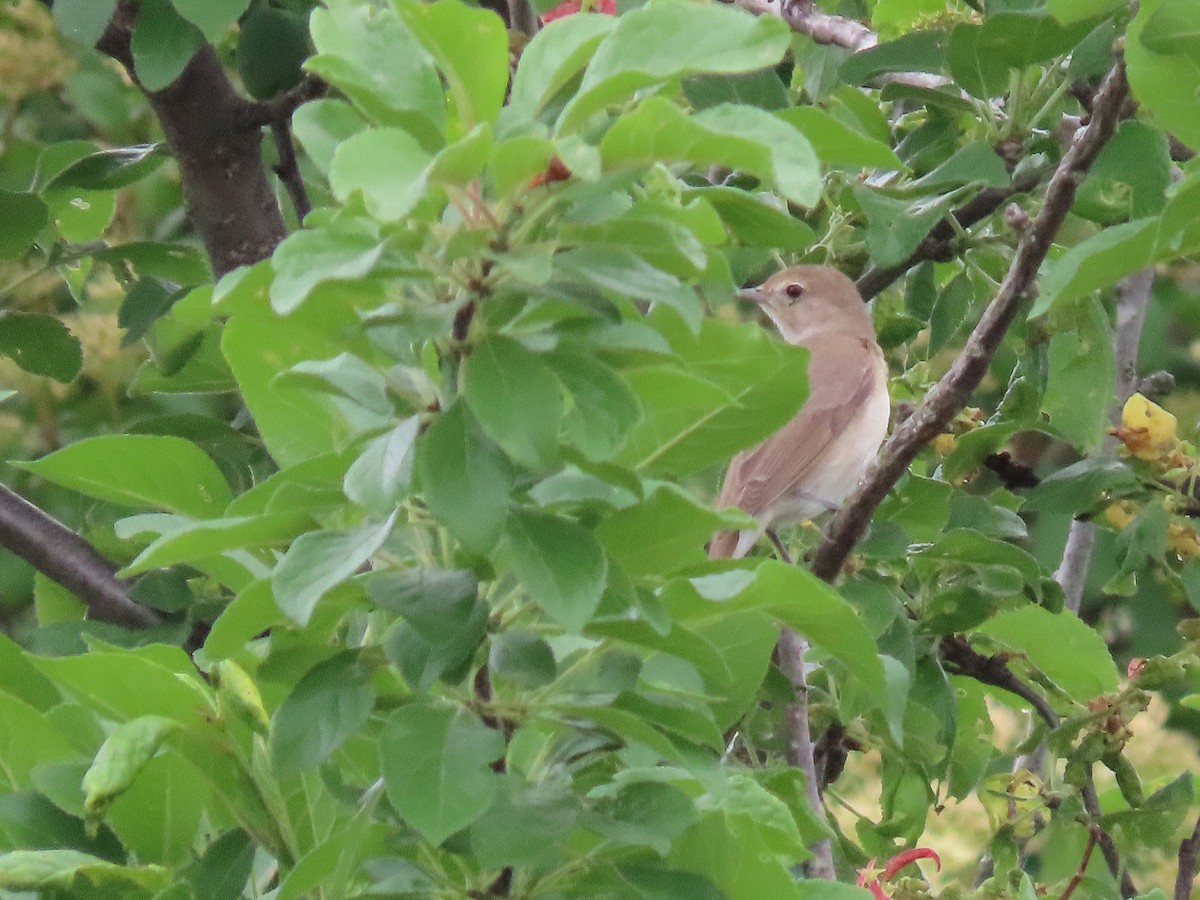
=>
[1056,268,1154,612]
[1176,812,1200,900]
[777,628,835,878]
[856,170,1048,301]
[271,120,312,223]
[810,58,1131,583]
[733,0,876,51]
[0,486,159,629]
[235,76,327,130]
[942,635,1136,895]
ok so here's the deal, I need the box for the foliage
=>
[1,0,1200,897]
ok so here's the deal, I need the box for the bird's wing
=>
[717,336,883,518]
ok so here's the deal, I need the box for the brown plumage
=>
[709,265,889,559]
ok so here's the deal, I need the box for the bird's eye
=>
[784,283,805,301]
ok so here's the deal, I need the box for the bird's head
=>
[738,265,871,346]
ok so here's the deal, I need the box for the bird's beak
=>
[738,286,769,305]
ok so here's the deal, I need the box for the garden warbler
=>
[709,265,890,559]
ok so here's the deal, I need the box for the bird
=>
[709,265,890,560]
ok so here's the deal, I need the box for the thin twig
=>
[1059,826,1098,900]
[1055,268,1154,613]
[855,170,1048,301]
[1175,812,1200,900]
[271,119,312,222]
[809,58,1131,583]
[777,628,835,879]
[941,636,1061,728]
[235,75,327,130]
[941,636,1136,896]
[1055,522,1097,615]
[733,0,875,51]
[0,485,160,629]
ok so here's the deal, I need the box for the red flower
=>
[856,848,941,898]
[541,0,616,23]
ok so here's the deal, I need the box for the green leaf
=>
[120,513,312,577]
[853,185,953,268]
[272,512,396,624]
[976,605,1119,702]
[1128,0,1200,152]
[343,417,419,513]
[95,241,211,285]
[0,313,82,382]
[560,1,790,132]
[463,335,564,470]
[18,435,230,516]
[82,715,179,821]
[269,224,384,314]
[508,14,616,120]
[1047,0,1125,23]
[53,0,118,45]
[616,314,809,476]
[684,186,816,249]
[119,276,187,346]
[1033,218,1157,315]
[597,485,738,578]
[130,0,206,92]
[0,191,47,258]
[546,349,642,461]
[307,1,444,141]
[777,107,903,169]
[415,401,515,554]
[222,290,366,465]
[187,829,255,900]
[1102,773,1194,847]
[379,703,504,844]
[583,780,697,855]
[0,850,167,892]
[1075,121,1171,223]
[601,97,821,208]
[684,70,790,112]
[0,692,78,791]
[489,631,557,687]
[171,0,250,41]
[329,128,433,222]
[201,579,285,661]
[277,352,393,417]
[292,99,366,177]
[666,562,891,728]
[367,567,478,639]
[1023,459,1139,515]
[236,4,309,100]
[270,651,376,777]
[1139,0,1200,55]
[394,0,508,126]
[45,143,168,191]
[839,29,947,84]
[506,509,608,631]
[1042,295,1116,450]
[554,246,700,327]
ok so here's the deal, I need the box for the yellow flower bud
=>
[931,433,957,456]
[1104,501,1137,530]
[1118,393,1178,460]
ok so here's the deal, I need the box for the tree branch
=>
[855,169,1048,301]
[1055,268,1154,613]
[1176,812,1200,900]
[777,628,835,878]
[809,58,1130,583]
[92,7,288,276]
[733,0,876,51]
[942,635,1136,896]
[0,485,159,629]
